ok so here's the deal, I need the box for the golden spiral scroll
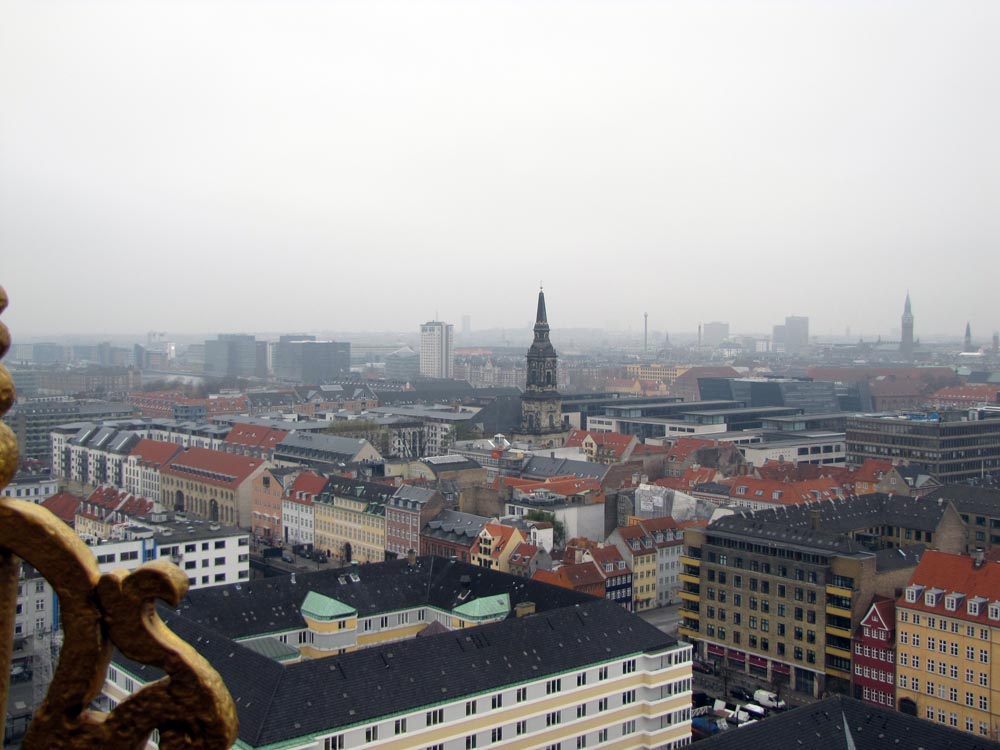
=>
[0,285,238,749]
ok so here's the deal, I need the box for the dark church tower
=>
[965,322,974,352]
[518,288,565,443]
[900,292,914,360]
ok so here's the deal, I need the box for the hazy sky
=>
[1,1,997,340]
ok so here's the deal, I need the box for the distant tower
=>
[516,288,565,444]
[419,321,454,378]
[965,322,974,353]
[900,292,914,360]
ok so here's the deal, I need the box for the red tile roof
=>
[851,459,895,484]
[900,551,1000,626]
[161,447,264,489]
[41,492,83,525]
[726,476,844,504]
[667,437,715,463]
[128,439,183,467]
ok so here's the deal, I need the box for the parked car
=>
[692,659,715,674]
[743,703,767,720]
[753,689,787,710]
[730,687,753,702]
[315,553,327,564]
[281,552,295,564]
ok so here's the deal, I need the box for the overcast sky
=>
[1,0,997,341]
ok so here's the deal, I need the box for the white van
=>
[753,689,786,710]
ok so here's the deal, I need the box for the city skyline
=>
[2,1,997,338]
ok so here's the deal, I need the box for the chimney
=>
[809,508,821,531]
[974,548,985,568]
[407,549,417,567]
[514,601,536,618]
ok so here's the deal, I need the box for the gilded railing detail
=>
[0,286,238,749]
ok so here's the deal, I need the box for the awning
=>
[749,656,768,668]
[707,644,725,656]
[727,649,746,662]
[772,661,791,675]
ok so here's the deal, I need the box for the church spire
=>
[903,291,912,316]
[535,287,548,328]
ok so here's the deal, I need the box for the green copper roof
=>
[453,593,510,620]
[240,637,301,662]
[301,591,357,621]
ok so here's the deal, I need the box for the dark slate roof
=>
[923,484,1000,516]
[246,391,303,408]
[874,543,926,572]
[275,432,372,463]
[320,475,396,505]
[716,493,953,539]
[695,694,1000,750]
[422,510,490,549]
[115,560,675,748]
[521,456,607,481]
[390,484,438,509]
[172,556,592,640]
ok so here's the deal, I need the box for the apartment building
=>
[103,558,693,750]
[677,495,962,696]
[895,550,1000,740]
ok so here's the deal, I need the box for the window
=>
[491,694,503,710]
[980,695,988,711]
[427,709,444,726]
[546,711,562,726]
[516,721,527,736]
[546,679,562,694]
[623,659,636,674]
[324,735,345,750]
[395,719,408,735]
[599,666,609,681]
[622,690,636,705]
[466,736,477,750]
[621,720,636,735]
[598,698,609,712]
[577,704,587,719]
[516,688,527,703]
[366,726,379,743]
[598,729,608,743]
[466,701,478,716]
[981,649,989,664]
[491,728,503,744]
[577,673,587,687]
[577,736,587,749]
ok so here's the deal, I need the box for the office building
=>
[420,321,454,379]
[784,316,809,355]
[846,408,1000,483]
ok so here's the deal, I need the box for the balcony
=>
[826,603,852,619]
[679,572,700,586]
[826,644,852,660]
[825,624,852,639]
[679,555,701,568]
[679,589,700,603]
[825,583,853,599]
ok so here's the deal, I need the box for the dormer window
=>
[924,588,944,607]
[906,585,925,603]
[968,597,988,617]
[945,593,965,612]
[989,602,1000,621]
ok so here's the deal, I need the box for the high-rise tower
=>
[419,321,454,379]
[964,322,974,353]
[515,288,566,445]
[900,292,914,360]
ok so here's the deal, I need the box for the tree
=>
[770,670,789,703]
[525,509,566,548]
